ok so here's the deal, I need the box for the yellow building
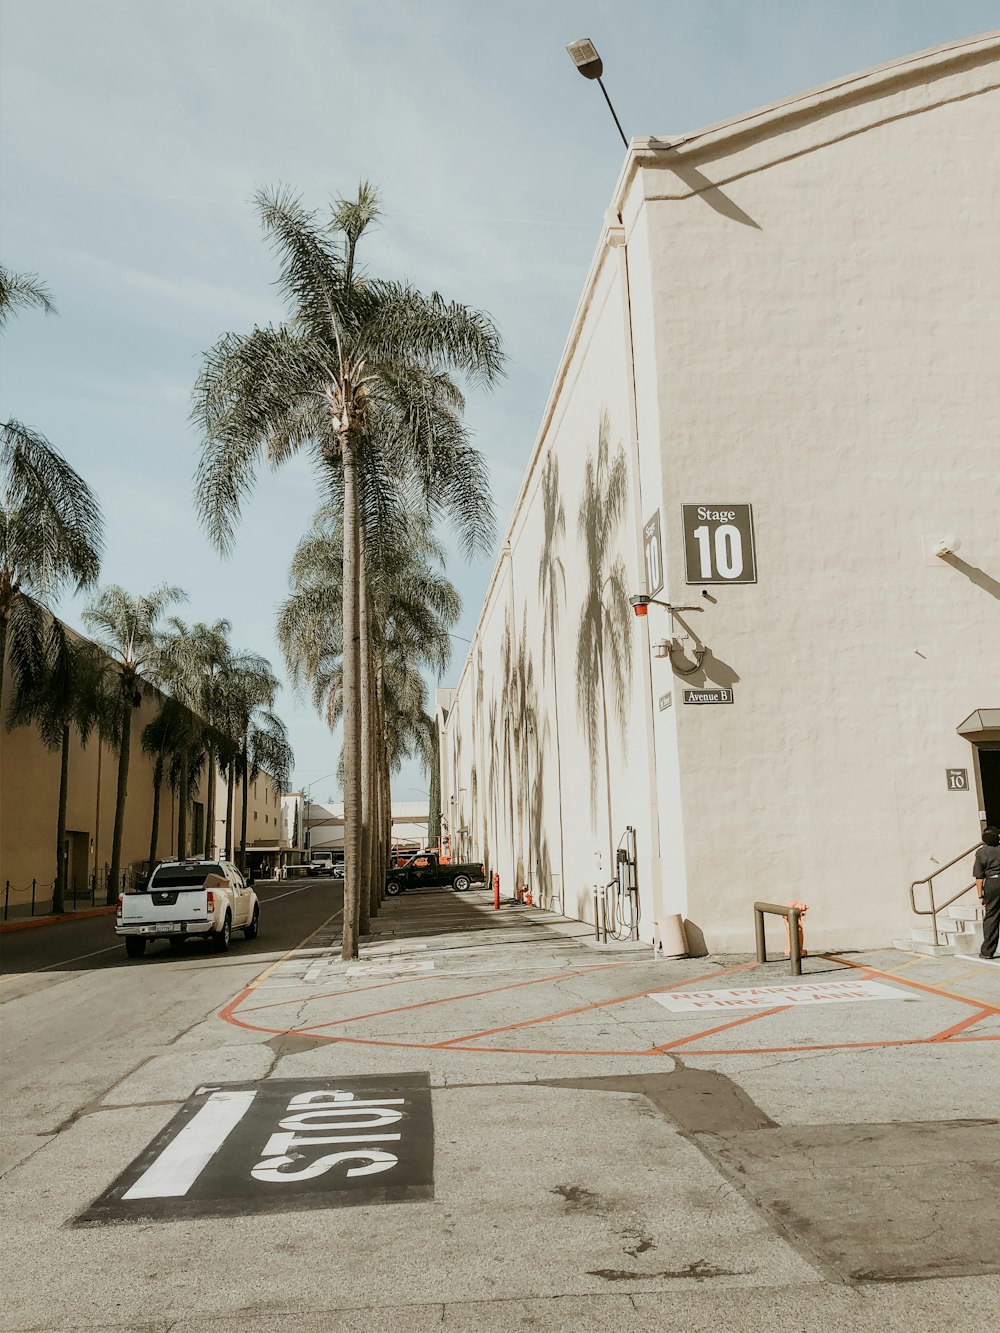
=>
[0,624,283,915]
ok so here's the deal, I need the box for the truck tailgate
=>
[120,889,210,925]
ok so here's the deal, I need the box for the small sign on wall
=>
[682,504,756,584]
[643,511,664,597]
[658,692,672,711]
[946,769,969,792]
[683,688,734,705]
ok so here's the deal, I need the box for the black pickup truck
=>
[385,852,486,895]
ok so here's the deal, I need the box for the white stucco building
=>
[438,32,1000,954]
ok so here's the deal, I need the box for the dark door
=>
[977,747,1000,827]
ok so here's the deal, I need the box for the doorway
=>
[975,746,1000,828]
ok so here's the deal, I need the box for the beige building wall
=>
[440,32,1000,953]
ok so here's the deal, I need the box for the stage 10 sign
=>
[682,504,757,584]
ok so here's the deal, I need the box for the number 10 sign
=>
[682,504,757,584]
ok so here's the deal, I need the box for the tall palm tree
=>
[82,584,185,901]
[6,623,116,912]
[141,696,188,871]
[575,413,633,871]
[158,618,236,860]
[278,505,460,915]
[216,654,292,872]
[1,264,103,838]
[193,183,502,958]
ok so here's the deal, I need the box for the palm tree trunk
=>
[177,750,189,860]
[358,539,372,936]
[204,742,216,858]
[0,613,6,834]
[340,436,362,960]
[225,758,235,859]
[53,723,70,914]
[240,744,249,873]
[108,701,132,903]
[148,755,163,868]
[428,720,441,848]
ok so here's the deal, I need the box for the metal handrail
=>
[908,843,979,947]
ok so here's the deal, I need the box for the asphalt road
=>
[0,874,345,978]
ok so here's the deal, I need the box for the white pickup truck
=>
[116,859,260,959]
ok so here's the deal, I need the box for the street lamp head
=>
[567,37,603,80]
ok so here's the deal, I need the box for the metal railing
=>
[2,866,142,922]
[754,901,803,976]
[909,844,979,948]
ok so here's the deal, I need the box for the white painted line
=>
[122,1090,256,1200]
[954,954,1000,967]
[650,979,910,1012]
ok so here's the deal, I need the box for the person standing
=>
[973,826,1000,960]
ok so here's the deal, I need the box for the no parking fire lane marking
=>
[75,1074,433,1225]
[649,979,911,1012]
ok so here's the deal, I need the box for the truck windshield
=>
[147,865,224,889]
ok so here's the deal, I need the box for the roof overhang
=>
[957,709,1000,738]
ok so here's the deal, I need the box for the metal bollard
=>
[753,901,802,977]
[3,881,8,921]
[31,879,37,916]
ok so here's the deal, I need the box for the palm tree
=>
[0,264,56,329]
[1,265,103,838]
[279,506,460,908]
[216,654,292,872]
[575,413,633,871]
[141,696,188,871]
[194,184,502,957]
[158,618,240,860]
[6,624,115,912]
[82,584,185,901]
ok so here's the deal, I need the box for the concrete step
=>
[892,937,958,957]
[910,926,968,946]
[944,901,984,925]
[950,927,984,953]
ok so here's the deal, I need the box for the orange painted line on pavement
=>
[824,953,1000,1014]
[296,961,636,1034]
[928,1007,996,1041]
[432,960,759,1048]
[240,958,627,1014]
[648,1005,794,1052]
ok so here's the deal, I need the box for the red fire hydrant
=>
[493,871,500,912]
[784,900,808,958]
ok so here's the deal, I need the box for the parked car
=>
[116,859,259,958]
[385,851,485,895]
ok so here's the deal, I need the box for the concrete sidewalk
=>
[5,885,998,1332]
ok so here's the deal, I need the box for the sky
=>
[2,0,996,802]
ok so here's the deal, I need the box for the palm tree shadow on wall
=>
[537,454,568,903]
[575,412,633,881]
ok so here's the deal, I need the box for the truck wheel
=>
[452,874,471,892]
[124,937,146,958]
[385,880,401,896]
[213,913,232,952]
[243,905,259,940]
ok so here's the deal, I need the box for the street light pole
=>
[566,37,628,149]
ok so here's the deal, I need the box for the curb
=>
[0,906,117,934]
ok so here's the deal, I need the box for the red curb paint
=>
[0,906,116,933]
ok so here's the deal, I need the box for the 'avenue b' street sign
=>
[683,688,734,705]
[76,1074,434,1225]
